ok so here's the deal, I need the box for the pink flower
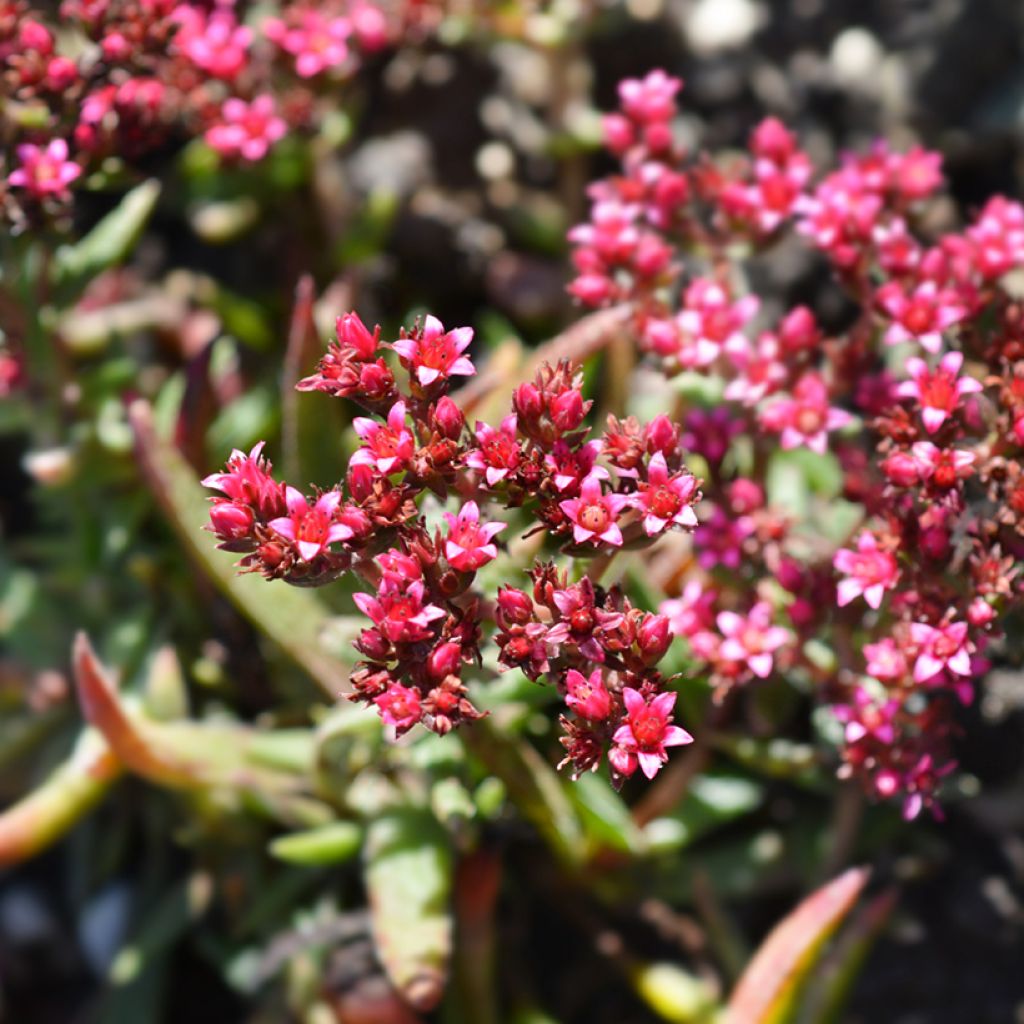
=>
[8,139,81,198]
[174,6,251,81]
[466,415,520,487]
[202,442,284,519]
[833,686,899,746]
[676,278,759,367]
[618,69,681,124]
[635,452,698,536]
[896,351,982,433]
[205,95,286,162]
[909,621,972,683]
[833,532,899,609]
[864,638,908,682]
[443,501,505,572]
[877,279,966,353]
[910,442,976,488]
[564,668,613,721]
[660,580,716,638]
[966,196,1024,280]
[545,578,623,663]
[723,331,787,406]
[351,400,415,475]
[760,372,852,454]
[268,488,353,562]
[353,579,445,644]
[545,439,607,493]
[374,682,422,734]
[559,474,633,547]
[610,688,693,780]
[694,505,754,571]
[716,601,792,678]
[391,315,475,389]
[264,9,352,78]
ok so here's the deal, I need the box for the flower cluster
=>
[206,309,700,778]
[1,0,404,225]
[571,69,1024,818]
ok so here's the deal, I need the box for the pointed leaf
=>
[727,867,870,1024]
[0,726,120,867]
[52,180,161,298]
[269,821,363,866]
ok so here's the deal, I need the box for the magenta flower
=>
[559,474,633,547]
[351,400,415,475]
[443,501,505,572]
[205,96,286,162]
[910,442,976,487]
[264,9,352,78]
[374,682,422,734]
[202,442,284,519]
[760,372,852,454]
[635,452,698,536]
[268,487,353,562]
[8,139,81,198]
[909,621,972,683]
[618,69,681,123]
[610,688,693,780]
[174,6,251,81]
[545,439,607,493]
[877,279,966,353]
[833,686,899,746]
[694,505,754,571]
[896,350,982,433]
[391,315,475,389]
[967,196,1024,280]
[660,580,716,638]
[545,578,623,663]
[833,531,899,609]
[564,668,613,721]
[676,278,759,367]
[716,601,792,678]
[466,415,520,487]
[353,579,445,644]
[723,331,787,406]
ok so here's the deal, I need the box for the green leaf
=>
[269,821,363,866]
[571,772,648,856]
[364,808,453,1012]
[52,180,161,298]
[726,867,870,1024]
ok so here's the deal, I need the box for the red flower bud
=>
[497,586,533,627]
[210,500,254,540]
[882,452,920,487]
[513,382,543,423]
[645,414,678,455]
[637,613,672,664]
[432,396,464,440]
[550,388,585,433]
[427,641,462,682]
[337,312,380,359]
[348,463,376,503]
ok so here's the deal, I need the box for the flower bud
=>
[602,113,634,154]
[645,414,678,455]
[210,500,254,540]
[427,641,462,682]
[919,525,950,561]
[46,57,78,91]
[967,597,996,627]
[356,628,391,661]
[550,388,585,433]
[497,586,533,627]
[642,121,673,153]
[347,463,376,503]
[19,19,53,54]
[637,613,672,664]
[882,452,920,487]
[565,669,613,721]
[337,312,379,359]
[513,382,543,423]
[358,360,395,401]
[432,396,464,440]
[727,477,764,515]
[778,306,820,353]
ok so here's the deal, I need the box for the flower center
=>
[630,709,663,748]
[796,406,824,434]
[904,302,933,335]
[649,485,681,519]
[579,502,612,533]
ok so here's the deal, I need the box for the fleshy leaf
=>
[726,866,871,1024]
[364,808,453,1012]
